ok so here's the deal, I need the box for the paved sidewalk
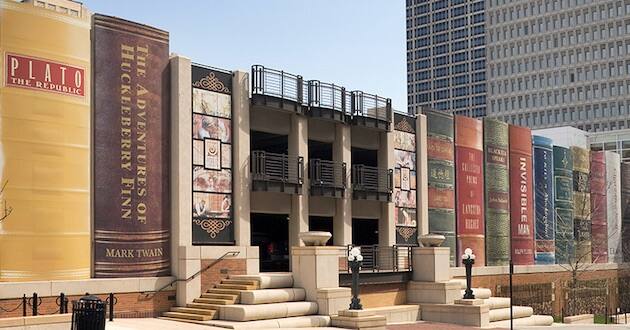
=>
[388,322,506,329]
[106,318,225,330]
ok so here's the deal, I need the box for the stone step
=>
[449,278,467,289]
[162,311,214,321]
[222,279,260,286]
[187,302,221,310]
[459,288,492,299]
[240,288,306,305]
[220,301,319,322]
[230,272,294,289]
[171,307,217,316]
[206,315,331,329]
[488,314,554,328]
[201,293,238,303]
[158,317,208,325]
[194,297,233,305]
[489,306,533,322]
[484,297,511,310]
[208,288,245,296]
[216,283,259,290]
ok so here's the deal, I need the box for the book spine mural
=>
[455,115,485,266]
[424,110,456,266]
[571,146,591,264]
[0,2,91,281]
[393,113,418,246]
[590,151,607,263]
[553,146,574,264]
[483,118,510,266]
[621,162,630,262]
[532,136,555,265]
[606,151,622,263]
[509,125,534,265]
[93,15,171,277]
[191,65,235,244]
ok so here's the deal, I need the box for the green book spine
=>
[571,146,591,264]
[553,146,574,264]
[424,110,456,266]
[483,119,510,266]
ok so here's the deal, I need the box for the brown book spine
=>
[509,125,534,265]
[455,115,485,266]
[590,151,608,263]
[92,15,171,277]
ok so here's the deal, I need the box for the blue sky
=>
[82,0,408,111]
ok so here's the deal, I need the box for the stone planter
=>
[299,231,332,246]
[420,234,445,247]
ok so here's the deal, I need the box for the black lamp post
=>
[461,248,476,300]
[348,247,363,310]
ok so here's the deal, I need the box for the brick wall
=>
[0,291,175,319]
[460,267,630,317]
[200,258,247,293]
[359,283,406,308]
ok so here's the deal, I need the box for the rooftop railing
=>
[251,65,392,123]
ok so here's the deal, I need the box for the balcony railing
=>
[309,159,346,197]
[339,245,413,273]
[251,65,391,128]
[351,164,393,200]
[251,150,303,194]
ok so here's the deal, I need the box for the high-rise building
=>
[405,0,487,117]
[406,0,630,134]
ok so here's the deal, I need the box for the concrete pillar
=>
[333,123,352,246]
[289,114,309,252]
[291,247,341,302]
[378,130,395,247]
[232,71,251,246]
[416,114,429,236]
[170,54,199,305]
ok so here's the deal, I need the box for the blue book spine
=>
[533,136,555,264]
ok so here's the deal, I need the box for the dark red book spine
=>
[455,116,485,266]
[590,151,608,263]
[509,125,534,265]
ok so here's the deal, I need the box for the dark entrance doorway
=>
[251,213,289,272]
[251,131,288,154]
[308,216,334,246]
[352,218,379,246]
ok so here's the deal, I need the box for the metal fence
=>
[252,65,392,122]
[309,159,346,189]
[351,165,393,193]
[251,150,303,185]
[340,245,412,273]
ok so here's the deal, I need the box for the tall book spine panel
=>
[605,151,622,263]
[572,146,592,264]
[483,119,510,266]
[590,151,608,263]
[425,110,456,266]
[621,163,630,262]
[553,146,574,264]
[455,115,485,266]
[533,136,555,265]
[93,15,171,277]
[508,125,534,265]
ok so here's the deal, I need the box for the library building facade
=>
[0,0,629,327]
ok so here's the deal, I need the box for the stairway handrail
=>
[143,251,240,297]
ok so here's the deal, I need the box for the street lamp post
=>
[461,248,476,300]
[348,247,364,310]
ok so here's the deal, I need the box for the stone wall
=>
[360,283,406,308]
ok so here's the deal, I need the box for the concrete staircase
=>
[161,273,332,329]
[450,279,554,327]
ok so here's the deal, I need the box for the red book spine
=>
[590,151,608,263]
[509,125,534,265]
[455,116,485,266]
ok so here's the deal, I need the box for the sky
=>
[81,0,408,111]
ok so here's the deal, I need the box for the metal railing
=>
[309,159,346,189]
[351,91,392,122]
[252,65,304,103]
[251,65,391,123]
[251,150,304,185]
[341,245,413,273]
[351,165,393,193]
